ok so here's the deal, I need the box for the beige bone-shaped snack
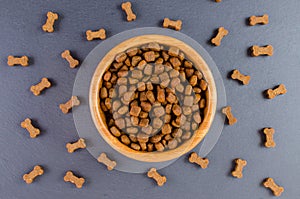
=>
[23,165,44,184]
[121,2,136,22]
[249,14,269,26]
[188,152,209,169]
[42,11,58,33]
[86,29,106,41]
[21,118,40,138]
[231,69,251,85]
[97,153,117,171]
[231,158,247,178]
[7,55,29,66]
[66,138,86,153]
[222,106,237,125]
[64,171,85,188]
[59,96,80,114]
[30,78,51,96]
[263,128,276,148]
[147,168,167,186]
[163,18,182,31]
[263,177,284,196]
[61,50,79,68]
[211,27,228,46]
[266,84,287,99]
[251,45,273,56]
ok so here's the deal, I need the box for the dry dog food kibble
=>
[215,0,222,2]
[249,14,269,26]
[188,152,209,169]
[61,50,79,68]
[147,168,167,186]
[42,11,58,33]
[263,177,284,196]
[59,96,80,114]
[7,55,29,66]
[121,2,136,22]
[97,153,117,171]
[266,84,287,99]
[231,158,247,178]
[30,77,51,96]
[211,27,228,46]
[222,106,237,125]
[86,28,106,41]
[64,171,85,188]
[66,138,86,153]
[251,45,273,56]
[23,165,44,184]
[163,18,182,31]
[21,118,40,138]
[263,128,276,148]
[231,69,251,85]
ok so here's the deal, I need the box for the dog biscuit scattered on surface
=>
[23,165,44,184]
[61,50,79,68]
[59,96,80,114]
[97,153,117,171]
[42,11,58,33]
[251,45,273,56]
[147,168,167,186]
[249,14,269,26]
[188,152,209,169]
[86,29,106,41]
[64,171,85,189]
[7,55,29,66]
[222,106,237,125]
[211,27,228,46]
[231,158,247,178]
[263,177,284,196]
[66,138,86,153]
[263,128,276,148]
[231,69,251,85]
[30,77,51,96]
[163,18,182,31]
[121,2,136,22]
[266,84,287,99]
[21,118,40,138]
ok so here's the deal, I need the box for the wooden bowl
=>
[90,35,217,162]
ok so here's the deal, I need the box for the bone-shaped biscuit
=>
[121,2,136,22]
[231,158,247,178]
[66,138,86,153]
[59,96,80,114]
[21,118,40,138]
[263,177,284,196]
[222,106,237,125]
[23,165,44,184]
[7,55,29,66]
[249,14,269,26]
[86,29,106,41]
[64,171,85,188]
[42,11,58,33]
[97,153,117,171]
[211,27,229,46]
[263,128,276,148]
[30,78,51,96]
[231,69,251,85]
[147,168,167,186]
[266,84,287,99]
[188,152,209,169]
[251,45,273,56]
[163,18,182,31]
[61,50,79,68]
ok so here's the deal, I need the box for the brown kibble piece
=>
[251,45,273,56]
[263,177,284,196]
[172,104,182,116]
[189,152,209,169]
[163,18,182,31]
[131,143,141,151]
[231,158,247,178]
[64,171,85,188]
[211,27,229,46]
[121,135,131,145]
[42,11,58,32]
[266,84,287,99]
[200,79,207,91]
[60,96,80,114]
[147,168,167,186]
[61,50,79,68]
[110,126,121,137]
[30,77,51,96]
[7,55,29,66]
[222,106,237,125]
[155,142,164,151]
[249,14,269,26]
[121,2,136,22]
[215,0,222,2]
[21,118,40,138]
[97,153,117,171]
[189,75,198,86]
[66,138,86,153]
[263,128,276,148]
[144,51,155,62]
[86,28,106,41]
[231,69,251,85]
[161,124,172,135]
[23,165,44,184]
[130,105,141,116]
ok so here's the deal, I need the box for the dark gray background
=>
[0,0,299,198]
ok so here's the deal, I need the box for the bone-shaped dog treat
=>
[266,84,287,99]
[249,14,269,26]
[251,45,273,56]
[231,158,247,178]
[121,2,136,22]
[23,165,44,184]
[147,168,167,186]
[163,18,182,31]
[42,11,58,33]
[66,138,86,153]
[59,96,80,114]
[188,152,209,169]
[211,27,228,46]
[222,106,237,125]
[86,28,106,41]
[64,171,85,188]
[263,177,284,196]
[61,50,79,68]
[21,118,40,138]
[97,153,117,171]
[30,77,51,96]
[7,55,29,66]
[231,69,251,85]
[263,128,276,148]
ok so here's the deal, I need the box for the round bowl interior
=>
[90,35,217,162]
